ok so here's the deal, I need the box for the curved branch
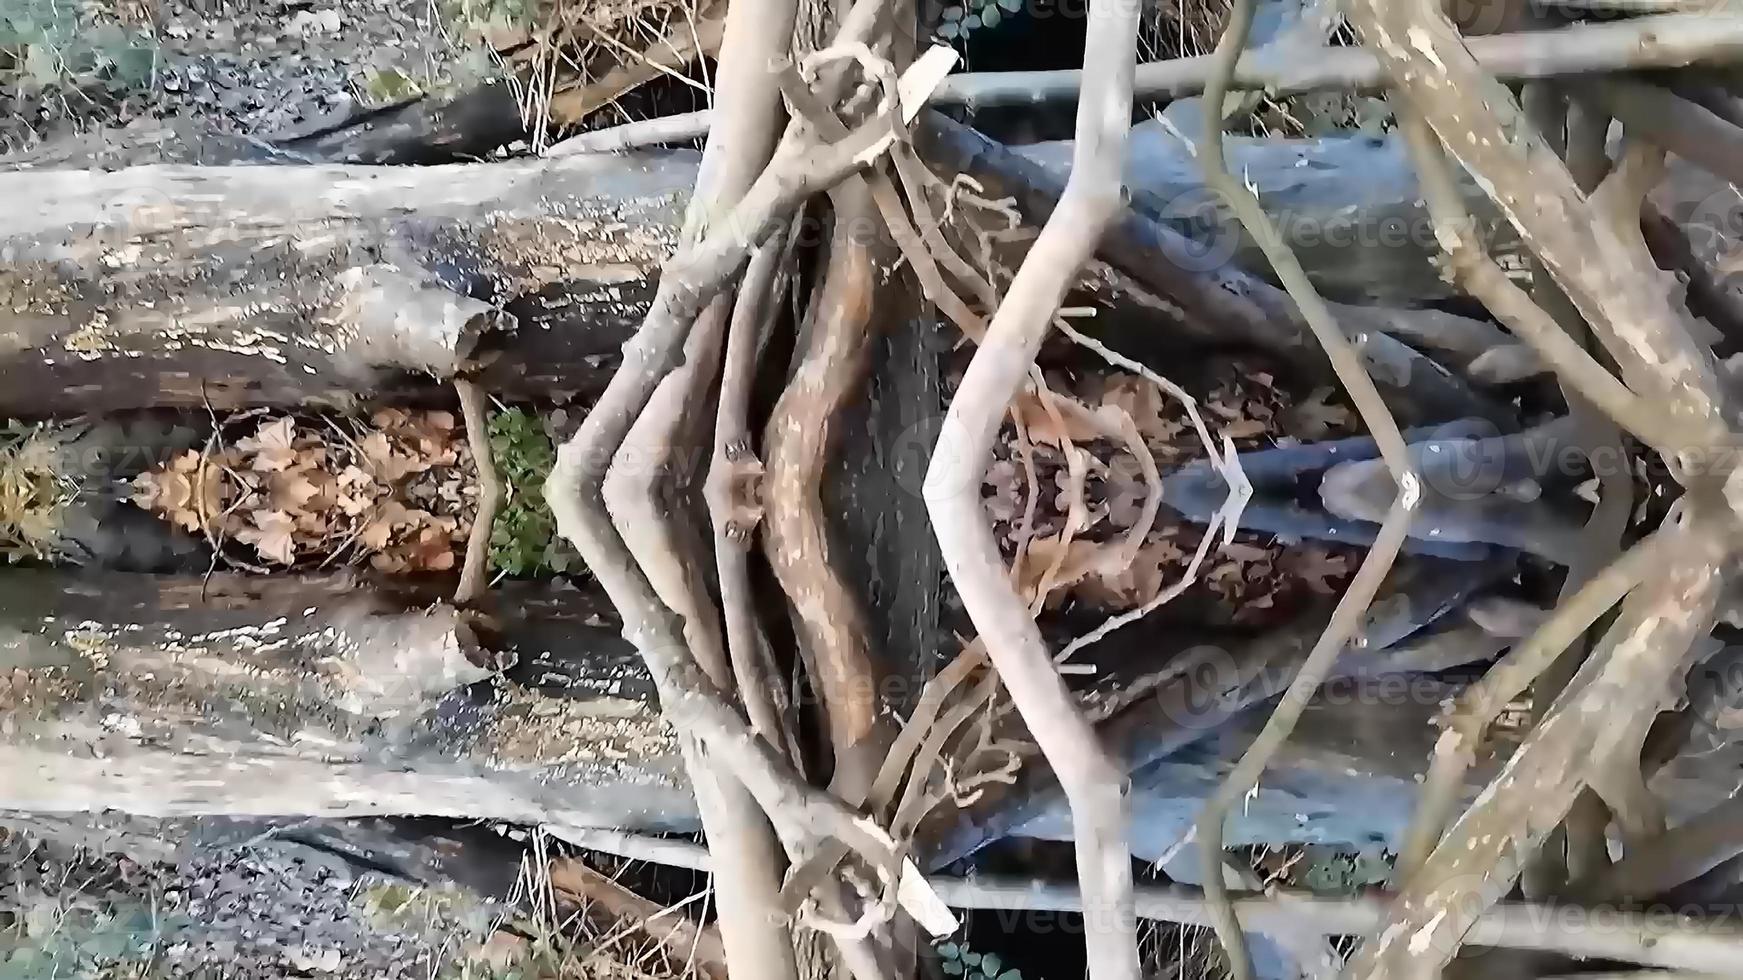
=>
[918,0,1144,976]
[764,182,888,791]
[453,378,502,606]
[1346,520,1725,979]
[708,234,795,755]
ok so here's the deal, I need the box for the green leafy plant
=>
[936,939,1023,980]
[0,0,156,95]
[486,408,578,577]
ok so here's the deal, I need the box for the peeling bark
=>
[0,570,692,829]
[1344,0,1729,456]
[1345,526,1725,979]
[0,154,696,413]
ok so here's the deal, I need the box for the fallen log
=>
[0,152,698,415]
[1018,123,1526,306]
[0,570,693,829]
[914,111,1515,428]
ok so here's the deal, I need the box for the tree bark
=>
[0,153,698,414]
[0,570,693,829]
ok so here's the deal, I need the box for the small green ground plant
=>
[486,408,579,577]
[0,0,155,97]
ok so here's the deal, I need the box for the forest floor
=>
[0,0,483,155]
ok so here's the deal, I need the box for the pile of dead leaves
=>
[132,410,477,573]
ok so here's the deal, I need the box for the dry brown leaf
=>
[238,417,300,473]
[359,519,394,551]
[1012,389,1100,446]
[1286,387,1357,440]
[267,472,320,512]
[1014,534,1102,603]
[1096,374,1184,446]
[371,408,411,431]
[1287,546,1351,595]
[237,510,298,565]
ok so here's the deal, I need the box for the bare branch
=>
[1393,529,1673,882]
[931,13,1743,108]
[1586,793,1743,901]
[525,841,1743,977]
[547,858,729,980]
[453,378,502,606]
[1394,107,1686,452]
[764,181,889,790]
[1343,0,1729,459]
[1346,519,1725,979]
[546,110,713,155]
[918,0,1144,975]
[1189,0,1420,974]
[707,234,795,755]
[1592,77,1743,188]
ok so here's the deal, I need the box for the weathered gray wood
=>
[0,570,693,830]
[1018,122,1527,306]
[0,152,698,414]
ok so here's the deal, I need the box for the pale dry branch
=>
[453,378,502,606]
[931,13,1743,108]
[927,878,1743,974]
[516,838,1743,975]
[1393,108,1685,453]
[707,232,794,755]
[917,0,1145,974]
[1345,517,1726,979]
[1343,0,1728,460]
[545,109,712,154]
[1392,528,1672,884]
[1189,1,1419,976]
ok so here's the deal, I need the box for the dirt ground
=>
[1,0,484,155]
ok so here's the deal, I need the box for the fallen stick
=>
[546,110,713,155]
[931,13,1743,107]
[453,379,503,606]
[532,835,1743,976]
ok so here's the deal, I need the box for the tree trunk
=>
[0,153,698,415]
[0,569,694,829]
